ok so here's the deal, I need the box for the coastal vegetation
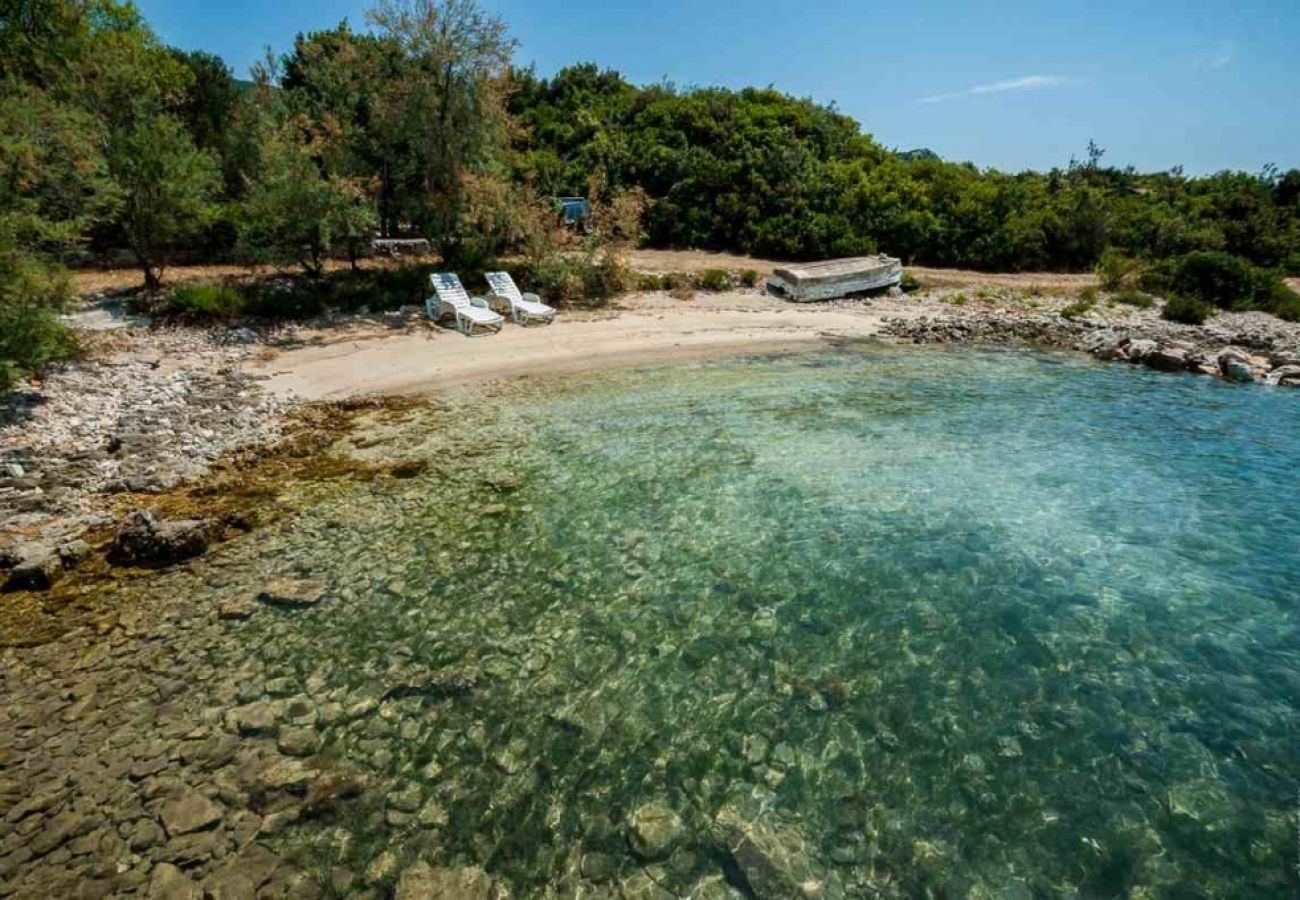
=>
[2,0,1300,390]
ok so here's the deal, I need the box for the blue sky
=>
[137,0,1299,174]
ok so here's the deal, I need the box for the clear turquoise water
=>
[200,345,1300,896]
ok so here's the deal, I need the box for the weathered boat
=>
[766,254,903,302]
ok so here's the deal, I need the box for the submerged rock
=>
[394,862,507,899]
[257,577,329,608]
[713,806,839,900]
[628,801,685,860]
[148,862,203,900]
[107,510,214,568]
[159,793,223,837]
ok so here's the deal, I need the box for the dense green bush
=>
[167,282,246,320]
[739,269,760,288]
[1140,251,1300,319]
[696,269,732,291]
[1159,251,1254,307]
[1161,295,1213,325]
[0,304,78,392]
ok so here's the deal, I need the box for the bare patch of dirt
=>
[71,256,432,297]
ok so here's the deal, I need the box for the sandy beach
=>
[249,290,931,399]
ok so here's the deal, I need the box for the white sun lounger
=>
[427,273,504,336]
[485,271,557,325]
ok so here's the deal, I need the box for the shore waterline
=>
[5,343,1298,897]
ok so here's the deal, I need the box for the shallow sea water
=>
[186,344,1300,896]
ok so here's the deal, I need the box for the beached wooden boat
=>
[766,255,902,302]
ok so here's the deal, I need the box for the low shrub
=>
[1141,251,1299,320]
[1161,295,1213,325]
[739,269,760,288]
[1060,298,1095,320]
[0,304,78,392]
[636,273,667,292]
[1095,248,1139,291]
[523,253,632,307]
[899,272,922,293]
[696,268,733,292]
[1112,289,1155,309]
[167,282,246,321]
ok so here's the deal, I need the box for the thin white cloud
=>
[918,75,1082,105]
[1195,44,1234,71]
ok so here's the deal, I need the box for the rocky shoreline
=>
[883,305,1300,386]
[1,327,290,542]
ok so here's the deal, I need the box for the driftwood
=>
[766,255,902,302]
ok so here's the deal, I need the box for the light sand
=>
[250,291,931,400]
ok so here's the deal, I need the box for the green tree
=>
[366,0,515,257]
[236,118,377,277]
[109,114,220,289]
[170,48,240,155]
[0,76,122,388]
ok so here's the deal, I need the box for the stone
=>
[159,793,223,837]
[1220,357,1257,383]
[742,735,769,765]
[713,806,836,900]
[1125,339,1158,362]
[258,758,314,793]
[1144,346,1189,372]
[394,863,502,899]
[201,864,258,900]
[387,784,423,813]
[627,802,684,860]
[58,539,92,566]
[276,728,318,757]
[691,874,745,899]
[416,801,449,829]
[580,851,618,882]
[257,577,329,608]
[128,817,165,851]
[29,811,93,857]
[366,850,400,884]
[107,510,215,568]
[3,544,64,591]
[159,830,221,867]
[225,700,279,736]
[148,862,203,900]
[217,594,257,620]
[618,871,674,900]
[1266,364,1300,387]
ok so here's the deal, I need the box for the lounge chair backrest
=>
[431,273,470,308]
[485,272,523,304]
